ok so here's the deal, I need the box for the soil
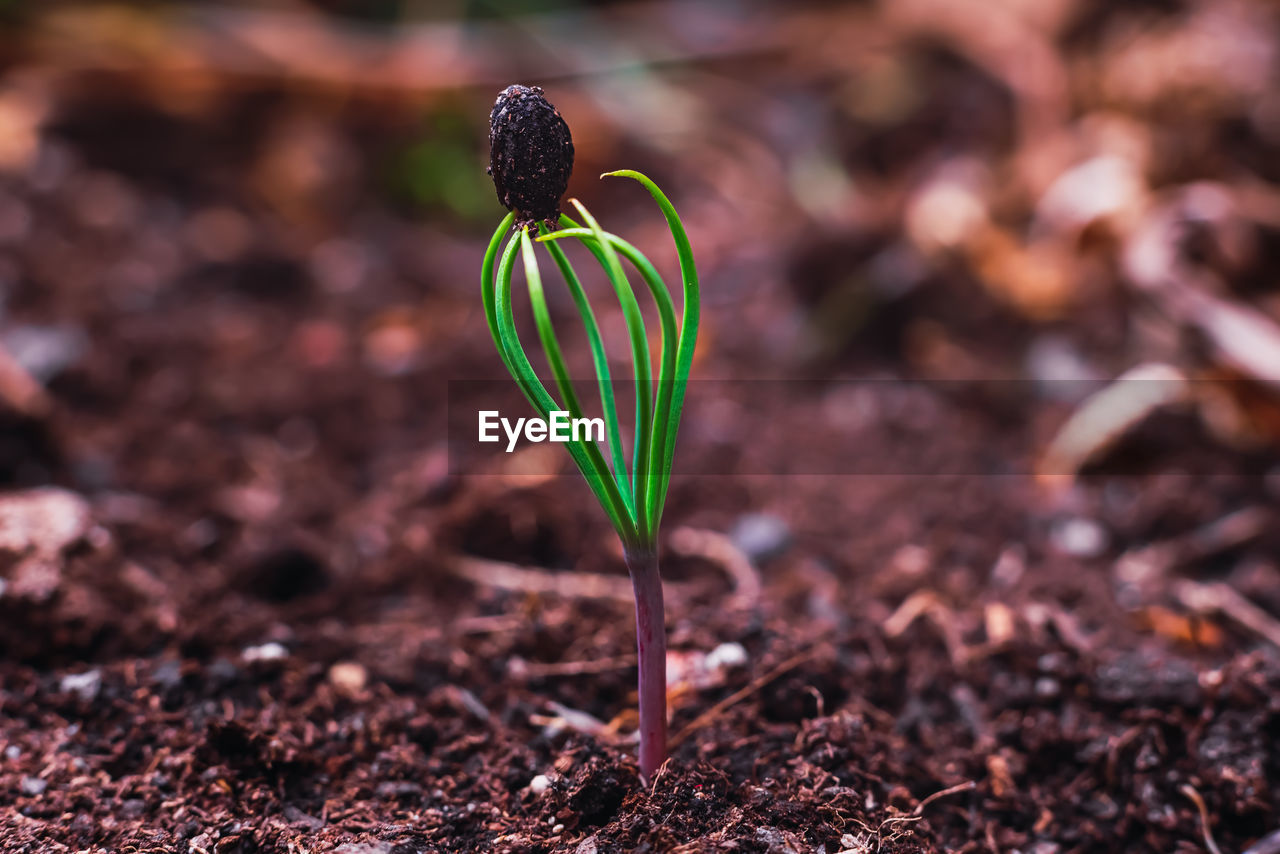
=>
[2,5,1280,854]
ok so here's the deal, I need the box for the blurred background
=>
[2,1,1280,852]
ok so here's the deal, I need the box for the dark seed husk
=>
[487,84,574,230]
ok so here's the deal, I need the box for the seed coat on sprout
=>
[487,84,575,230]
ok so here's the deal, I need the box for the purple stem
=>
[624,545,667,781]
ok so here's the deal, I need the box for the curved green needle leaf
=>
[520,230,587,424]
[481,173,694,549]
[537,223,634,514]
[495,229,638,545]
[600,171,700,531]
[537,225,678,533]
[568,199,654,542]
[481,212,517,369]
[519,230,636,518]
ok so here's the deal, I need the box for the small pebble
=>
[151,659,183,691]
[753,826,804,854]
[20,775,47,796]
[375,781,421,798]
[241,642,288,662]
[328,661,368,696]
[528,774,552,796]
[706,642,748,671]
[730,513,791,562]
[0,488,92,557]
[1035,677,1061,699]
[1050,517,1108,558]
[332,844,393,854]
[59,669,101,701]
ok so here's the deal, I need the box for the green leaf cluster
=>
[479,171,699,549]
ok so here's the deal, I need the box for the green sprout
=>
[479,170,699,780]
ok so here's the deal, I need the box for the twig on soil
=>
[884,591,969,664]
[912,780,977,817]
[444,553,697,605]
[668,525,762,608]
[531,701,614,739]
[1036,362,1189,482]
[1155,280,1280,394]
[843,780,975,854]
[1174,580,1280,650]
[866,814,923,845]
[444,553,635,602]
[1180,507,1271,561]
[1117,506,1270,593]
[804,685,825,718]
[1124,185,1280,393]
[353,613,526,649]
[839,812,926,854]
[1022,601,1097,657]
[669,649,818,749]
[513,655,638,678]
[883,590,938,637]
[1180,784,1224,854]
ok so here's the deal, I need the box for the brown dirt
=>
[2,4,1280,853]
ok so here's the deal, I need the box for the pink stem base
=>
[624,546,667,781]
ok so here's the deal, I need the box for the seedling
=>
[482,85,699,779]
